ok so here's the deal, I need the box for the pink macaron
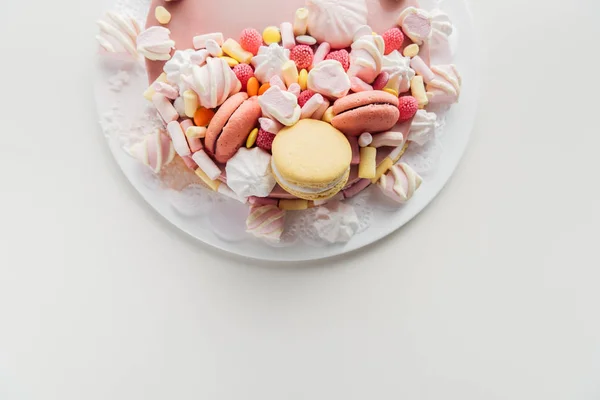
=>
[331,91,400,136]
[204,92,262,163]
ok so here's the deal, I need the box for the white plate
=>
[94,0,479,261]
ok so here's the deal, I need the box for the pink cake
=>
[96,0,462,244]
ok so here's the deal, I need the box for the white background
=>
[1,0,599,399]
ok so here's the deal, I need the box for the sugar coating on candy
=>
[290,45,314,70]
[382,28,404,55]
[240,28,263,56]
[233,63,255,91]
[325,49,350,71]
[372,72,389,91]
[297,90,316,107]
[256,129,276,151]
[398,96,418,122]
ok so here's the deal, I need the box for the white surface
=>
[0,0,599,399]
[93,0,478,260]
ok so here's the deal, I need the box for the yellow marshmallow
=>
[403,44,420,58]
[411,76,429,109]
[183,90,199,118]
[195,168,221,191]
[186,126,207,139]
[263,26,281,45]
[358,147,377,179]
[155,6,171,24]
[371,158,394,184]
[220,56,239,67]
[322,106,335,123]
[279,199,309,211]
[298,69,308,90]
[222,38,253,64]
[281,60,299,87]
[293,8,309,36]
[246,128,259,148]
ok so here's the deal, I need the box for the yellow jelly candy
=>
[246,128,259,148]
[263,26,281,45]
[298,69,308,90]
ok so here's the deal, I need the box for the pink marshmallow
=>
[259,117,283,134]
[180,119,203,152]
[269,75,287,90]
[343,179,371,199]
[410,56,435,83]
[153,81,179,99]
[167,121,191,157]
[288,83,301,97]
[313,42,331,66]
[192,150,221,180]
[300,93,324,119]
[350,77,373,93]
[312,97,330,120]
[152,93,179,123]
[181,155,197,170]
[280,22,296,49]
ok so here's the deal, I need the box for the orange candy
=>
[193,107,215,127]
[246,77,259,97]
[258,82,271,95]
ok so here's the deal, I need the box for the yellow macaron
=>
[271,119,352,201]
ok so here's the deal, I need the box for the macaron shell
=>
[275,168,350,201]
[272,119,351,186]
[332,91,400,115]
[204,92,248,156]
[331,104,399,136]
[215,96,262,163]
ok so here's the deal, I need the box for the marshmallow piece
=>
[281,60,299,87]
[378,163,423,203]
[296,35,317,45]
[173,96,185,116]
[389,143,409,162]
[259,117,284,134]
[96,12,139,56]
[343,178,371,199]
[246,205,286,242]
[293,8,309,36]
[167,121,191,157]
[206,39,223,57]
[193,32,224,49]
[186,126,207,139]
[190,49,209,65]
[371,131,404,148]
[258,86,301,126]
[398,7,432,45]
[152,93,179,123]
[300,93,325,119]
[194,168,221,191]
[180,120,202,153]
[269,75,287,90]
[350,77,373,93]
[183,89,199,118]
[312,42,331,66]
[348,135,360,165]
[371,157,394,184]
[155,6,171,24]
[280,22,296,49]
[220,56,239,67]
[307,60,351,99]
[358,147,376,179]
[312,98,330,120]
[322,106,335,123]
[358,132,373,147]
[192,150,221,180]
[403,44,420,58]
[153,81,178,99]
[287,83,301,97]
[222,38,253,63]
[410,56,435,83]
[411,76,429,108]
[136,26,174,61]
[279,199,309,211]
[251,44,291,83]
[128,130,175,174]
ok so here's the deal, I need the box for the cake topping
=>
[307,60,351,99]
[193,32,224,49]
[246,205,286,242]
[398,7,432,45]
[239,28,263,55]
[348,28,385,84]
[251,43,291,84]
[258,86,301,126]
[313,201,360,244]
[382,28,405,55]
[324,49,350,71]
[407,109,437,146]
[382,50,415,95]
[430,9,454,47]
[136,26,175,61]
[427,64,462,104]
[96,11,140,56]
[191,57,242,109]
[290,45,314,70]
[226,148,277,198]
[306,0,368,49]
[397,96,419,122]
[128,130,175,174]
[378,163,422,203]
